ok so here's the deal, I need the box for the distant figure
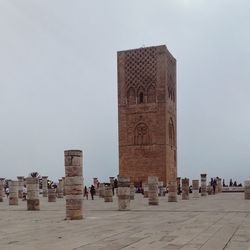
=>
[84,186,88,200]
[5,187,9,198]
[22,185,27,201]
[90,185,95,200]
[229,179,233,187]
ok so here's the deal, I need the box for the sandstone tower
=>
[118,45,177,186]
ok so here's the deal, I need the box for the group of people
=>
[83,185,96,200]
[4,185,27,200]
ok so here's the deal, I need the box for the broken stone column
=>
[65,150,83,220]
[217,177,222,193]
[244,177,250,200]
[200,174,207,196]
[0,178,5,202]
[168,180,177,202]
[57,179,64,198]
[118,176,130,211]
[42,176,48,197]
[192,180,199,198]
[48,188,57,202]
[143,183,149,198]
[17,176,24,199]
[93,178,99,196]
[62,177,66,196]
[207,185,213,195]
[182,178,189,200]
[104,186,113,202]
[98,183,105,198]
[9,180,19,205]
[26,177,40,210]
[148,176,159,205]
[130,183,135,200]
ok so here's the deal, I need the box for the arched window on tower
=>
[137,86,145,104]
[147,84,156,103]
[127,87,136,105]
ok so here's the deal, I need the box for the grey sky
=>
[0,0,249,185]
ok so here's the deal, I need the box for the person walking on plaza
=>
[90,185,95,200]
[84,186,88,200]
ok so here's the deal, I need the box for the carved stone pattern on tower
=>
[134,122,150,145]
[125,47,157,91]
[167,74,176,102]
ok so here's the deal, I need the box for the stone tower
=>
[117,45,177,186]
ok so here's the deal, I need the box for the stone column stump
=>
[0,178,5,202]
[17,176,24,199]
[104,186,113,202]
[9,180,19,205]
[118,176,130,211]
[64,150,83,220]
[62,177,66,196]
[182,178,189,200]
[200,174,207,196]
[143,183,149,198]
[98,183,105,198]
[244,177,250,200]
[192,180,199,198]
[148,176,159,205]
[130,184,135,200]
[57,179,64,198]
[48,188,57,202]
[168,180,177,202]
[42,176,48,197]
[26,177,40,210]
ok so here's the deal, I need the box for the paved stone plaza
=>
[0,193,250,250]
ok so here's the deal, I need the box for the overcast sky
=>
[0,0,249,185]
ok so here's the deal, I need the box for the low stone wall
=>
[222,187,244,192]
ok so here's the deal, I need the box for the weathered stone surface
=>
[148,176,159,205]
[42,176,48,197]
[48,189,56,202]
[168,180,177,202]
[192,179,199,198]
[200,174,207,196]
[98,183,105,198]
[130,184,135,200]
[27,199,40,211]
[0,193,250,249]
[182,178,189,200]
[118,176,130,211]
[244,178,250,200]
[64,149,83,220]
[104,186,113,202]
[0,178,4,202]
[9,180,18,205]
[57,179,64,198]
[118,45,177,186]
[26,177,40,210]
[17,176,24,199]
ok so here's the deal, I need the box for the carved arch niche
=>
[137,86,145,104]
[127,87,136,105]
[147,84,156,103]
[134,122,150,145]
[168,117,176,147]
